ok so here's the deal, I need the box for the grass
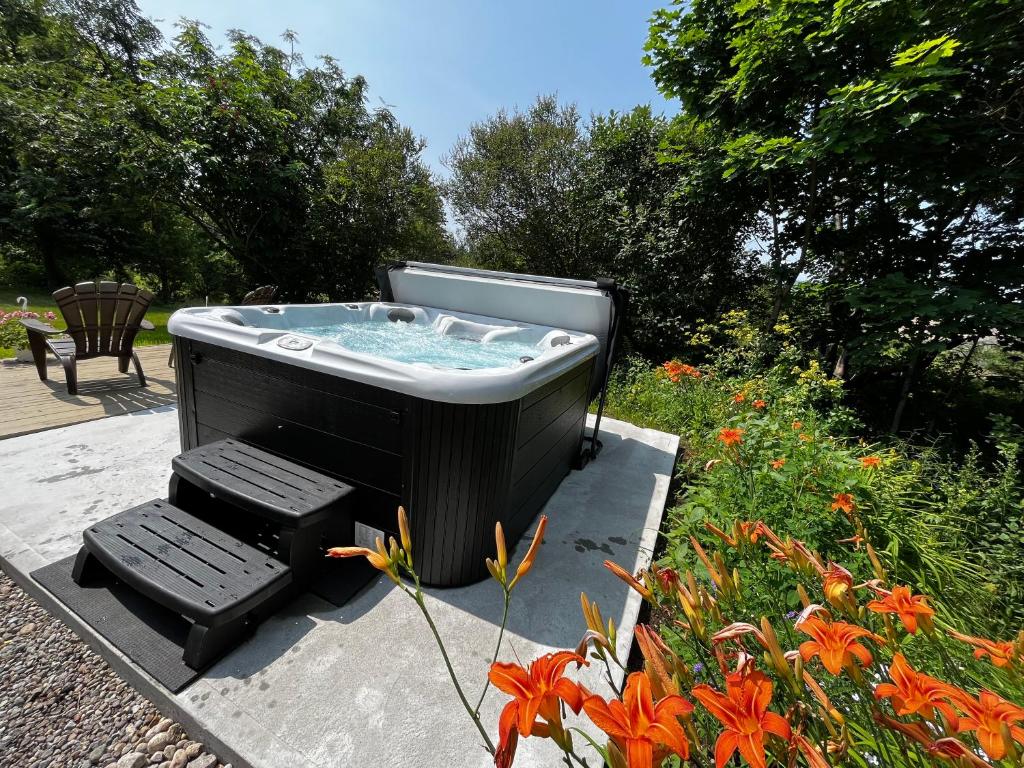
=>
[0,288,180,359]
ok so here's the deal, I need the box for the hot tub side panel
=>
[173,336,593,586]
[174,337,406,536]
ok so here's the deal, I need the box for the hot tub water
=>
[293,320,542,369]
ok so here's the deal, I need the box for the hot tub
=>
[169,263,625,586]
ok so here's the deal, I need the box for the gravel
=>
[0,570,231,768]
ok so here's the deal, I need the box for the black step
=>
[76,499,292,625]
[171,438,354,528]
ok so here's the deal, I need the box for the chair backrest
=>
[241,285,278,305]
[53,281,154,357]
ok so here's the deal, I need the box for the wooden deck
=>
[0,345,177,439]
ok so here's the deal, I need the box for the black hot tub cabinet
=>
[169,263,626,586]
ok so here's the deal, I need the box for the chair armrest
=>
[139,319,155,331]
[19,318,61,335]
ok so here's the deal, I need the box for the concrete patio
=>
[0,345,176,439]
[0,405,678,768]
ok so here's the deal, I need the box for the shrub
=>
[0,308,57,351]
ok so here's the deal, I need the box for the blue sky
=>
[136,0,677,177]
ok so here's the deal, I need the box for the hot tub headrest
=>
[377,261,626,400]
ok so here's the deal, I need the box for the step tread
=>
[172,439,353,526]
[82,499,291,622]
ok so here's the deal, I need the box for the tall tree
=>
[443,95,606,277]
[646,0,1024,430]
[588,107,759,356]
[136,22,450,300]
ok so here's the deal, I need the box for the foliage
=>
[444,98,761,358]
[0,307,56,350]
[0,0,451,301]
[587,109,760,358]
[443,95,605,277]
[645,0,1024,432]
[603,315,1024,638]
[599,520,1024,768]
[138,22,451,300]
[340,485,1024,767]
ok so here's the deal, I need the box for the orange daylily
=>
[950,689,1024,760]
[583,671,693,767]
[821,563,854,609]
[797,616,879,675]
[770,457,786,470]
[691,669,791,768]
[874,653,960,727]
[489,651,587,763]
[753,399,767,409]
[663,361,701,382]
[733,392,746,403]
[830,493,855,515]
[718,427,744,446]
[867,585,935,634]
[948,629,1024,669]
[792,420,803,430]
[860,456,882,469]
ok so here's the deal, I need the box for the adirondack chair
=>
[20,281,155,395]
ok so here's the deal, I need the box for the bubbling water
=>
[292,321,542,369]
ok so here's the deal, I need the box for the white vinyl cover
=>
[386,262,617,394]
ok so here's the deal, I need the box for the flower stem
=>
[406,582,496,754]
[474,588,512,716]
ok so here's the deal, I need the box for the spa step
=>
[170,438,354,529]
[72,499,294,669]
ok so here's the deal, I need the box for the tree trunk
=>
[890,348,920,434]
[927,336,980,433]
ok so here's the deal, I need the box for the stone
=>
[169,750,187,768]
[165,725,185,744]
[163,746,176,759]
[87,743,107,763]
[115,753,148,768]
[150,753,164,764]
[18,622,36,635]
[147,733,173,753]
[186,756,217,768]
[145,718,172,739]
[182,743,203,760]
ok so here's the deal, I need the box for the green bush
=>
[604,312,1024,639]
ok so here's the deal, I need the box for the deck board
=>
[0,345,176,439]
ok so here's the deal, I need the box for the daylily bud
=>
[604,559,653,601]
[325,545,389,572]
[495,522,508,571]
[485,558,505,585]
[797,583,812,608]
[606,740,628,768]
[397,506,412,561]
[866,542,887,582]
[509,515,547,589]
